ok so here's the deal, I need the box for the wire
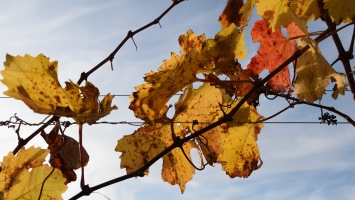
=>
[0,90,352,99]
[0,120,353,127]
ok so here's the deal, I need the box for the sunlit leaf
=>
[1,54,117,124]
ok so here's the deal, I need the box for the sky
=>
[0,0,355,200]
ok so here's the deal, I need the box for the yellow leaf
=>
[294,39,348,102]
[174,83,224,135]
[162,141,196,193]
[214,23,247,61]
[130,25,246,122]
[0,147,67,199]
[115,122,198,193]
[6,165,67,200]
[218,100,263,178]
[219,0,256,27]
[115,123,170,174]
[174,84,194,116]
[1,54,117,124]
[198,125,229,165]
[324,0,355,24]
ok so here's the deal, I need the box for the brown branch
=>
[12,116,58,154]
[77,0,185,85]
[317,0,355,101]
[258,103,295,122]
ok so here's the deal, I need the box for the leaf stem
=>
[79,124,86,189]
[38,167,55,200]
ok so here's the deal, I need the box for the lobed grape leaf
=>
[324,0,355,24]
[294,39,348,102]
[130,24,247,122]
[1,54,117,124]
[246,19,297,92]
[0,146,67,199]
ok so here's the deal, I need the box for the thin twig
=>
[12,116,59,154]
[77,0,185,85]
[269,92,355,127]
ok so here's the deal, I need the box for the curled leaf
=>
[41,125,90,184]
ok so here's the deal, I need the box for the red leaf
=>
[246,19,297,92]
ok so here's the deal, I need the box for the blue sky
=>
[1,1,355,200]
